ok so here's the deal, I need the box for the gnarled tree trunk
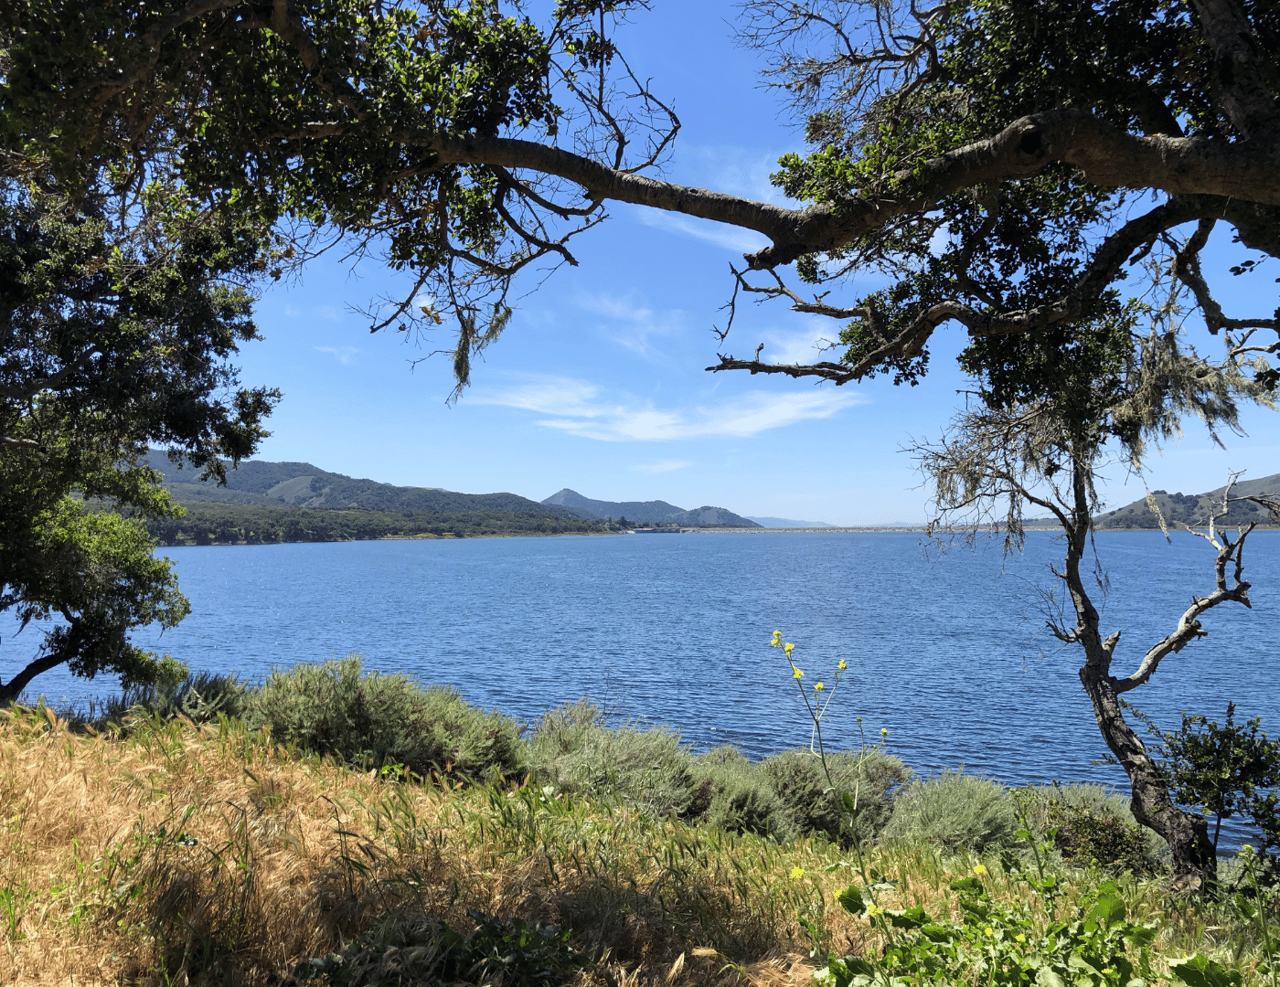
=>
[1049,462,1263,893]
[1077,657,1216,890]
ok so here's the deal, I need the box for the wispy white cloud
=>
[631,209,770,255]
[317,305,343,322]
[576,290,685,358]
[684,144,787,205]
[315,345,361,365]
[471,374,865,442]
[633,459,694,474]
[283,304,301,318]
[753,325,843,365]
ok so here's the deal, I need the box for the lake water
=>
[10,530,1278,803]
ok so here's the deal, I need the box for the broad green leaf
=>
[1170,954,1244,987]
[837,886,865,915]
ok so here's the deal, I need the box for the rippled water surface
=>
[13,529,1278,798]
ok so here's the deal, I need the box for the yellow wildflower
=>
[1015,933,1026,943]
[771,630,782,646]
[815,682,824,692]
[973,864,988,876]
[881,727,888,737]
[867,904,881,917]
[838,659,847,670]
[790,866,805,879]
[793,666,803,679]
[984,927,995,938]
[784,642,795,657]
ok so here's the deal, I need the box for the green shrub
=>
[760,748,909,846]
[531,712,697,818]
[882,770,1020,854]
[100,668,253,726]
[244,654,528,782]
[690,747,784,838]
[527,699,608,762]
[1147,702,1280,881]
[1017,783,1164,874]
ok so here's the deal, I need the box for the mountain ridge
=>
[144,452,582,519]
[542,488,761,528]
[142,454,763,532]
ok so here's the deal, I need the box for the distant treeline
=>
[145,503,609,546]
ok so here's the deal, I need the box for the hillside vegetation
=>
[145,502,607,546]
[1094,474,1280,530]
[139,452,608,544]
[139,455,761,545]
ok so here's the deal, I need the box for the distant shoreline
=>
[681,524,1280,535]
[153,522,1280,547]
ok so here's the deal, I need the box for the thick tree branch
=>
[421,109,1280,272]
[0,347,102,402]
[1112,478,1272,695]
[0,642,77,705]
[1188,0,1280,140]
[83,0,245,109]
[1111,534,1251,694]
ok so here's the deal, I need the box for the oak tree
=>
[0,0,1274,395]
[0,172,279,702]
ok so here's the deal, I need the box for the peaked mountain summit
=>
[542,489,761,528]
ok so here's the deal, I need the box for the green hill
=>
[144,452,581,517]
[140,452,604,545]
[1094,473,1280,530]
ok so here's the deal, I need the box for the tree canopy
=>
[0,170,279,702]
[1,0,1275,405]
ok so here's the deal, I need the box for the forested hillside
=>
[144,452,582,517]
[137,455,766,545]
[146,503,606,546]
[140,453,607,544]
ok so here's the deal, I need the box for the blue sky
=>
[233,3,1278,527]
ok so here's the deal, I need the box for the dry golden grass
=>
[0,706,835,986]
[1,706,1272,987]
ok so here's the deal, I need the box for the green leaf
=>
[837,886,865,915]
[1170,955,1245,987]
[887,906,930,929]
[920,923,954,943]
[1035,965,1068,987]
[1083,893,1126,931]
